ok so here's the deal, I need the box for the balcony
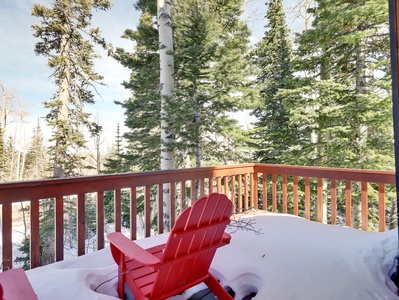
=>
[0,164,397,298]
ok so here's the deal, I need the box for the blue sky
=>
[0,0,299,144]
[0,0,139,142]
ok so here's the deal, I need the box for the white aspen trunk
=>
[158,0,175,232]
[0,83,11,134]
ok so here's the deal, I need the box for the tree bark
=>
[158,0,175,232]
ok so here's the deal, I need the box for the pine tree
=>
[290,0,392,169]
[24,120,49,180]
[114,6,161,171]
[168,0,253,168]
[4,136,15,181]
[103,123,126,174]
[116,0,251,171]
[281,0,391,228]
[251,0,297,164]
[32,0,113,178]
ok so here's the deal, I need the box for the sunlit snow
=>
[25,212,399,300]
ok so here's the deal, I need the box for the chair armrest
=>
[108,232,161,266]
[222,232,231,244]
[0,268,38,300]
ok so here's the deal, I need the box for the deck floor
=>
[187,288,218,300]
[126,285,255,300]
[187,287,258,300]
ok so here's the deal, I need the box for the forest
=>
[0,0,394,267]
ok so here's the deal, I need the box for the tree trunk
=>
[53,24,71,178]
[158,0,175,232]
[356,41,368,150]
[353,42,367,229]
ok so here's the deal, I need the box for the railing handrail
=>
[254,164,396,184]
[0,163,395,203]
[0,164,257,204]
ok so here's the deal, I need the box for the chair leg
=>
[204,273,234,300]
[118,265,125,299]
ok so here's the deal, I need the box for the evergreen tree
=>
[289,0,392,169]
[32,0,113,178]
[24,120,49,180]
[114,6,161,171]
[168,0,253,167]
[117,0,252,171]
[251,0,297,164]
[103,123,126,174]
[4,136,14,181]
[14,236,30,270]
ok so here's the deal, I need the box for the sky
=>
[0,0,302,149]
[0,0,138,147]
[13,212,399,299]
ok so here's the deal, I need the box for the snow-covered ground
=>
[25,212,399,300]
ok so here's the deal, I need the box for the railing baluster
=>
[378,183,386,232]
[55,196,64,262]
[272,174,277,213]
[238,174,243,213]
[262,172,268,211]
[158,184,164,234]
[331,179,337,225]
[252,173,258,209]
[305,177,310,220]
[181,180,186,209]
[244,173,249,210]
[77,194,85,256]
[361,182,368,231]
[224,176,229,198]
[293,176,298,216]
[96,191,104,250]
[2,203,12,270]
[208,177,213,194]
[282,175,287,214]
[199,178,205,197]
[217,177,222,193]
[30,200,40,269]
[114,189,121,233]
[191,179,196,203]
[170,182,176,228]
[345,181,352,227]
[130,186,137,240]
[231,175,236,212]
[317,178,323,223]
[145,186,151,238]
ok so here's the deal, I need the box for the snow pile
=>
[26,213,399,300]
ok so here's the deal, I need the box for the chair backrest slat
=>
[151,193,232,299]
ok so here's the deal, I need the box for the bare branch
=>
[228,217,264,236]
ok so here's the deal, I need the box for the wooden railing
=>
[0,164,396,271]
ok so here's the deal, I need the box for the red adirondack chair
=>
[108,192,234,300]
[0,268,38,300]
